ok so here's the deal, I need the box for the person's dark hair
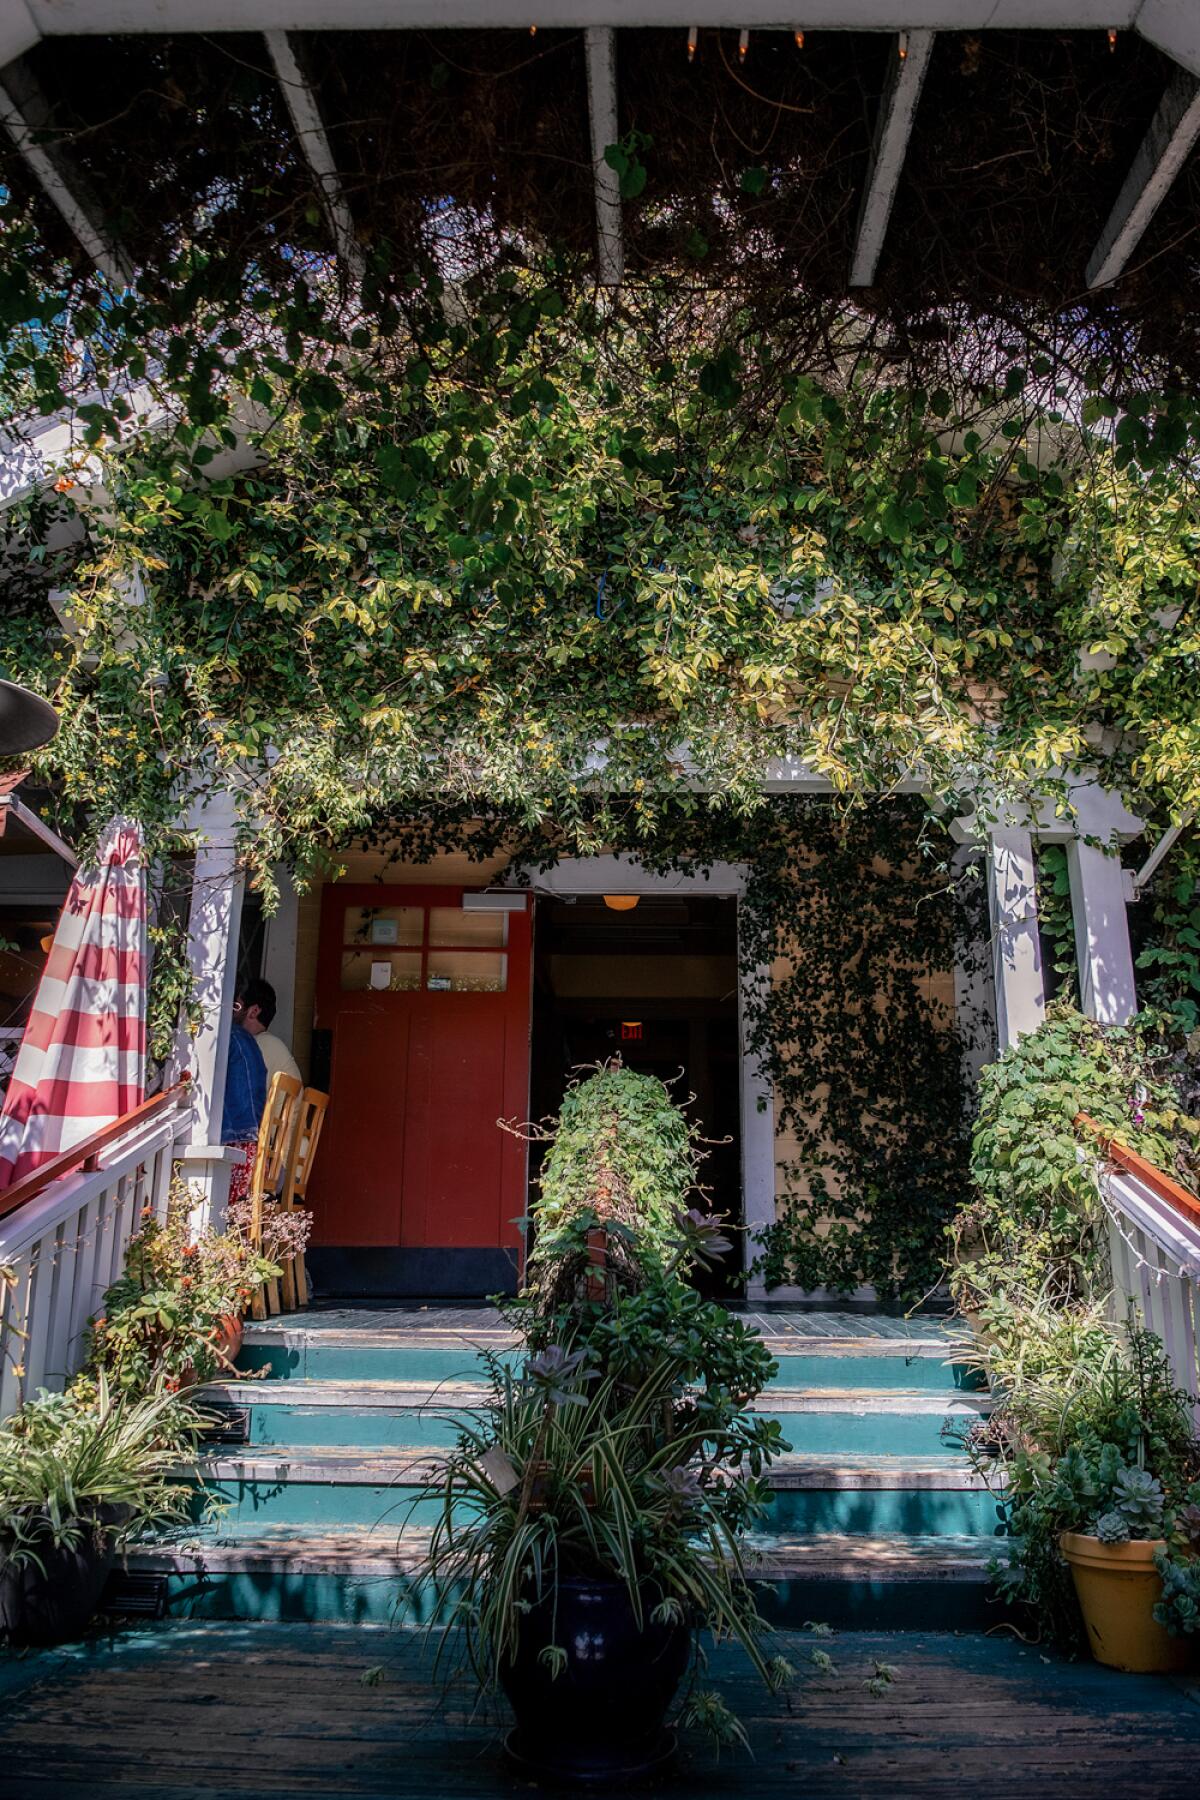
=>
[237,976,277,1029]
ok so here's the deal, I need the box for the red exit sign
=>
[621,1021,643,1041]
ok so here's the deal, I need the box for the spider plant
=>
[0,1371,199,1574]
[417,1339,788,1695]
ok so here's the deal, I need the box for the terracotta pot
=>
[212,1312,244,1366]
[177,1312,244,1388]
[1060,1532,1196,1673]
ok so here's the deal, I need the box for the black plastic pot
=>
[0,1523,117,1647]
[500,1577,691,1783]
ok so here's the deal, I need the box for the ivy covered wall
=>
[292,796,974,1301]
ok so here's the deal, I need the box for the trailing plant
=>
[952,1004,1200,1311]
[416,1064,792,1747]
[88,1184,279,1394]
[0,1373,197,1574]
[519,1060,705,1311]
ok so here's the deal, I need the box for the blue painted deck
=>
[2,1620,1199,1797]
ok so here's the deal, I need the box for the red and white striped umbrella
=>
[0,817,147,1189]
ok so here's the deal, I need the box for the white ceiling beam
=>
[850,28,934,288]
[1135,0,1200,81]
[1085,68,1200,288]
[584,25,622,289]
[264,29,365,288]
[8,4,1146,37]
[0,57,132,285]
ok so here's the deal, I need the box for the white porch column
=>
[1065,839,1138,1024]
[986,825,1046,1050]
[172,792,244,1227]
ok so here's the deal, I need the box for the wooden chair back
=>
[248,1071,303,1321]
[278,1088,329,1311]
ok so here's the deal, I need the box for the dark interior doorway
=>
[529,893,743,1292]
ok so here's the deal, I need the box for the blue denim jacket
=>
[222,1022,267,1142]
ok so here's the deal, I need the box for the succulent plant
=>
[1109,1465,1166,1535]
[1094,1510,1131,1545]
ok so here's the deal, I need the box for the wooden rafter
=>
[1085,69,1200,288]
[264,29,365,288]
[0,57,132,285]
[849,29,935,289]
[584,25,623,289]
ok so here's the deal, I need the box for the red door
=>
[308,887,531,1256]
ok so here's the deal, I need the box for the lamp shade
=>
[0,681,58,756]
[603,895,640,912]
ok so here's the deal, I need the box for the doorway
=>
[529,893,744,1290]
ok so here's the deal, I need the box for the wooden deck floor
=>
[1,1622,1198,1798]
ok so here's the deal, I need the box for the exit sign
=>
[621,1021,643,1041]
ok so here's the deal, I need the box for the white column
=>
[986,826,1046,1049]
[172,792,244,1227]
[261,863,300,1052]
[1065,838,1137,1024]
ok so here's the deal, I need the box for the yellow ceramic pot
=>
[1060,1532,1195,1674]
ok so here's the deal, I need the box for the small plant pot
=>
[177,1312,245,1389]
[1060,1532,1196,1673]
[213,1312,244,1367]
[0,1521,116,1647]
[500,1577,691,1782]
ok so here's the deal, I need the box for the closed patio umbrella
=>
[0,817,147,1189]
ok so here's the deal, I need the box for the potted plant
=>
[963,1306,1200,1670]
[89,1183,284,1394]
[417,1063,794,1780]
[0,1374,196,1646]
[1057,1447,1199,1672]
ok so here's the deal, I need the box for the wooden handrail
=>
[0,1076,191,1222]
[1076,1111,1200,1231]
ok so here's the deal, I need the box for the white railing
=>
[0,1093,189,1417]
[1085,1119,1200,1426]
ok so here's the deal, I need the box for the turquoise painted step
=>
[236,1336,979,1393]
[181,1444,998,1538]
[205,1379,987,1459]
[126,1522,998,1631]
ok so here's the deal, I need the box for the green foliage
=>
[531,1062,699,1275]
[419,1069,792,1743]
[1135,832,1200,1033]
[1154,1547,1200,1637]
[954,1005,1200,1308]
[0,1374,197,1573]
[965,1317,1200,1649]
[89,1184,278,1394]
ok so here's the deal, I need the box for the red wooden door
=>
[308,887,531,1252]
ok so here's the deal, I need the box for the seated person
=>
[234,977,301,1085]
[222,1010,267,1206]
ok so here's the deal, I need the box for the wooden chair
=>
[277,1088,329,1312]
[248,1071,303,1321]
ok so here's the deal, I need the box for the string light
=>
[898,31,909,61]
[529,23,537,35]
[738,28,749,60]
[794,28,805,50]
[687,25,697,61]
[1107,27,1118,51]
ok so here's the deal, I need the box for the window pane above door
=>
[344,905,423,947]
[429,906,507,947]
